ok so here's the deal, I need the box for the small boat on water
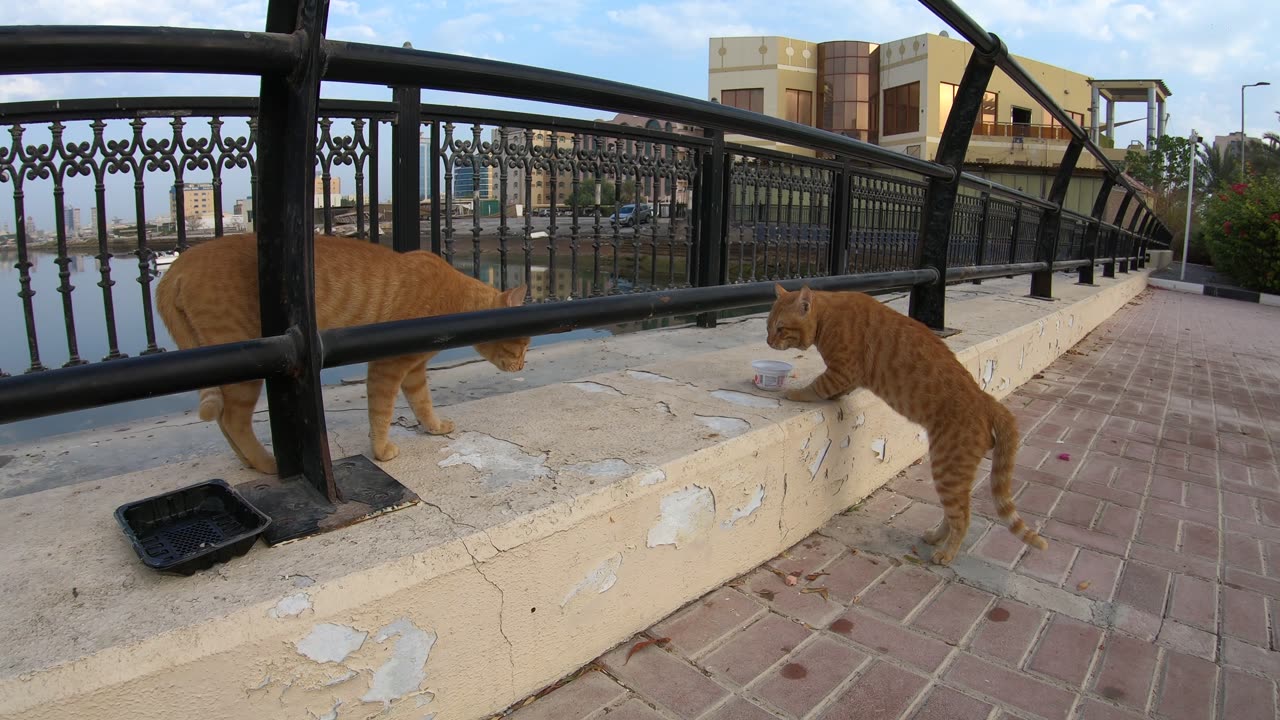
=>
[152,250,179,268]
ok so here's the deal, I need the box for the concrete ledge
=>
[0,272,1151,720]
[1148,275,1280,306]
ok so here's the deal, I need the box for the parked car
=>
[611,203,653,227]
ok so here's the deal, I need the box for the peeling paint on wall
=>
[722,485,766,528]
[808,439,832,479]
[871,438,887,462]
[1037,320,1046,337]
[981,359,995,389]
[561,553,623,607]
[840,435,851,449]
[854,413,865,427]
[654,401,675,416]
[695,415,750,437]
[563,458,636,479]
[314,699,342,720]
[296,623,368,664]
[626,370,675,383]
[361,618,437,707]
[710,390,780,409]
[268,592,311,619]
[568,381,623,396]
[438,432,552,490]
[916,430,928,445]
[1019,345,1026,369]
[638,468,667,486]
[647,486,716,548]
[1068,314,1075,327]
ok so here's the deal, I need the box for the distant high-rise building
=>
[419,131,432,201]
[62,206,81,236]
[313,176,342,208]
[170,182,216,222]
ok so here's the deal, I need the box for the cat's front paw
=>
[785,386,819,402]
[424,418,455,435]
[373,440,401,462]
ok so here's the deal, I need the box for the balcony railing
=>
[0,0,1171,539]
[973,121,1075,141]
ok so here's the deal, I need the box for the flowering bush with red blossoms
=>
[1202,174,1280,293]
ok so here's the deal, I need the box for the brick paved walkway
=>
[506,288,1280,720]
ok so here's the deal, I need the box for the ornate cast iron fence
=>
[0,0,1171,541]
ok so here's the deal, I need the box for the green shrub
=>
[1201,175,1280,293]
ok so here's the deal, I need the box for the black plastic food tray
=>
[115,479,272,575]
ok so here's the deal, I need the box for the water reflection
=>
[0,246,614,445]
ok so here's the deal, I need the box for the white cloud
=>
[606,2,761,52]
[0,77,57,103]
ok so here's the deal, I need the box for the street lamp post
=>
[1182,129,1199,281]
[1241,81,1271,180]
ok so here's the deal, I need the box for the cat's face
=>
[475,285,530,372]
[766,284,817,350]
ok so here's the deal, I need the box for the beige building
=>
[169,182,215,222]
[314,176,342,208]
[709,33,1173,216]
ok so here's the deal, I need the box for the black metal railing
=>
[0,0,1171,511]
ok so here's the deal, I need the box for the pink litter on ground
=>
[1057,453,1071,461]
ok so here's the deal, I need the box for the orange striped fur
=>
[767,284,1047,565]
[156,233,529,474]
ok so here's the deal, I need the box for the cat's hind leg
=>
[401,357,454,435]
[216,380,277,475]
[367,358,416,461]
[925,435,983,566]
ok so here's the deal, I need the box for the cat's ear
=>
[500,286,527,307]
[798,285,813,315]
[774,283,788,299]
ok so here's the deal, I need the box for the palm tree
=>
[1197,144,1237,192]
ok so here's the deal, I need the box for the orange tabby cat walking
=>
[156,233,530,475]
[767,285,1047,565]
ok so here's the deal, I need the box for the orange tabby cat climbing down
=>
[156,233,530,475]
[767,284,1047,566]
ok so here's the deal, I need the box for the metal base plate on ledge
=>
[931,327,961,338]
[235,454,420,546]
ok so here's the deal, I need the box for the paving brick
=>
[1016,535,1076,584]
[1182,481,1218,510]
[973,524,1027,568]
[1065,549,1123,601]
[1222,667,1278,720]
[1224,533,1264,574]
[1070,480,1144,509]
[1147,474,1184,503]
[1222,586,1269,645]
[600,636,728,719]
[1052,491,1102,527]
[969,599,1046,666]
[701,697,778,720]
[1027,615,1104,687]
[820,552,889,604]
[1043,519,1129,556]
[818,660,928,720]
[946,652,1075,719]
[1093,504,1139,539]
[1015,484,1060,515]
[1168,574,1218,632]
[594,698,667,720]
[909,684,993,720]
[509,669,627,720]
[742,567,844,626]
[859,566,942,622]
[1223,637,1280,680]
[651,587,762,659]
[1091,633,1159,712]
[1226,517,1280,543]
[702,612,812,687]
[1115,562,1171,616]
[1136,513,1179,550]
[890,502,943,536]
[911,583,993,645]
[1179,521,1220,561]
[753,636,865,718]
[1223,491,1258,521]
[1226,566,1280,597]
[1130,543,1218,581]
[771,534,849,576]
[1154,651,1218,720]
[1075,699,1147,720]
[828,607,951,673]
[1146,497,1219,527]
[1155,620,1217,661]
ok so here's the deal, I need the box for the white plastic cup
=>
[752,360,794,391]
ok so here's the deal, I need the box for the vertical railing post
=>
[694,129,729,328]
[254,0,336,499]
[1078,176,1114,285]
[1136,212,1154,268]
[909,40,1000,330]
[972,191,990,285]
[391,79,421,252]
[828,159,851,276]
[429,119,442,254]
[1008,203,1022,265]
[1121,206,1144,273]
[1030,137,1084,298]
[1105,190,1131,278]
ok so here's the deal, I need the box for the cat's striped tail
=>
[154,271,223,422]
[990,403,1048,550]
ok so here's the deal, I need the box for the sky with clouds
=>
[1,0,1277,229]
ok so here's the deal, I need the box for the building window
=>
[784,89,813,126]
[939,82,998,131]
[883,82,920,136]
[721,88,764,114]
